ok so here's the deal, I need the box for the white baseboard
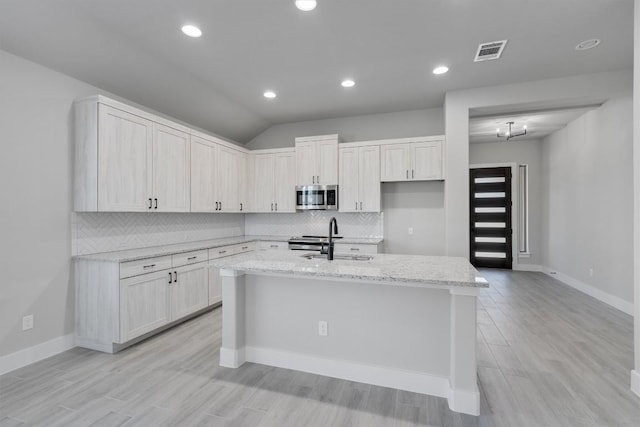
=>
[243,346,480,416]
[632,370,640,398]
[542,267,634,316]
[513,264,544,272]
[0,334,75,376]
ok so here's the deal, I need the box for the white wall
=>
[246,107,444,149]
[541,97,634,304]
[381,182,445,255]
[469,139,543,267]
[633,0,640,398]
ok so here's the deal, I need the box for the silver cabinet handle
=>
[143,264,156,269]
[174,271,177,283]
[350,248,360,251]
[168,271,172,284]
[360,201,362,210]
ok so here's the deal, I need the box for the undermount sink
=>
[300,253,374,261]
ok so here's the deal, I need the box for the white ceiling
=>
[469,106,599,144]
[0,0,633,143]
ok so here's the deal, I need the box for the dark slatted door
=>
[470,167,512,269]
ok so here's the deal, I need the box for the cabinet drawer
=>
[120,255,172,279]
[228,242,256,254]
[334,243,378,254]
[258,241,289,250]
[209,246,235,260]
[172,250,208,268]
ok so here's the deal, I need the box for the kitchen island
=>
[209,250,488,416]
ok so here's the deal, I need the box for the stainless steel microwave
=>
[296,185,338,211]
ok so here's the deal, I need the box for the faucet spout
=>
[328,217,339,260]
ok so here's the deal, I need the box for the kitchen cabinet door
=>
[238,152,248,212]
[380,143,410,182]
[190,137,217,212]
[153,124,190,212]
[252,153,276,212]
[274,151,296,212]
[411,141,443,180]
[295,140,316,185]
[359,146,381,212]
[208,266,222,305]
[98,105,153,212]
[120,270,170,342]
[317,139,338,185]
[170,263,208,321]
[338,147,359,212]
[218,145,241,212]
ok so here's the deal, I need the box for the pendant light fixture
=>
[497,122,527,141]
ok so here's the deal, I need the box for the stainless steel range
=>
[288,235,343,251]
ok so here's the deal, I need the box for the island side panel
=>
[242,273,452,397]
[219,269,246,368]
[448,289,481,415]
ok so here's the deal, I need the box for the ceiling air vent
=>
[474,40,508,62]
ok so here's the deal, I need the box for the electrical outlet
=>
[318,320,328,336]
[22,315,34,331]
[589,268,594,277]
[408,227,414,235]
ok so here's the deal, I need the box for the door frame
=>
[469,162,520,270]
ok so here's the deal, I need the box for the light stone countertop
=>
[210,249,489,289]
[74,235,384,262]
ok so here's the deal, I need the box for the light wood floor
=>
[1,270,639,426]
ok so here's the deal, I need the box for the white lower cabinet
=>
[120,270,171,343]
[208,266,222,306]
[170,263,209,321]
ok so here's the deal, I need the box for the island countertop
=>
[210,249,488,289]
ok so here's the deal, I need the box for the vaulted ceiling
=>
[0,0,633,142]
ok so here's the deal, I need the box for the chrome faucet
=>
[327,217,339,260]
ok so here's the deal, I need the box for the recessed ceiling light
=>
[295,0,317,11]
[575,39,600,51]
[341,79,356,88]
[263,91,277,99]
[181,25,202,38]
[433,66,449,75]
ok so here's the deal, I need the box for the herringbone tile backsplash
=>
[245,211,383,238]
[72,212,244,256]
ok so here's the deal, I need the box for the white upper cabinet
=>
[96,105,153,212]
[380,139,444,182]
[191,136,248,213]
[249,149,296,213]
[77,97,196,212]
[339,145,380,213]
[190,137,218,212]
[295,135,338,185]
[152,124,190,212]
